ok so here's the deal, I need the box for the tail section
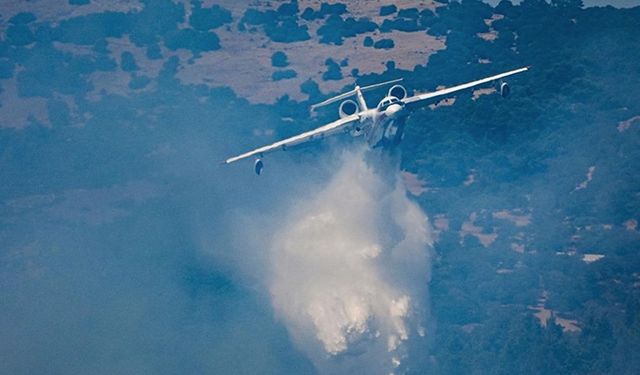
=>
[310,78,403,112]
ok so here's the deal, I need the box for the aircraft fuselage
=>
[352,101,408,149]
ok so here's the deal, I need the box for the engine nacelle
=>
[500,82,510,98]
[339,99,359,118]
[388,84,407,100]
[254,158,264,175]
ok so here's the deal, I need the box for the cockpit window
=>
[377,96,400,111]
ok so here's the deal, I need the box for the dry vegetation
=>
[477,13,503,42]
[180,1,446,103]
[178,28,445,103]
[0,0,142,31]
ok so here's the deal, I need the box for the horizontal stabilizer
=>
[359,78,404,93]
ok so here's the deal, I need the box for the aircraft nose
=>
[386,103,404,118]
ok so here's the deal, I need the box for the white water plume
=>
[268,147,434,374]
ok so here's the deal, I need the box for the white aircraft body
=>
[224,67,529,174]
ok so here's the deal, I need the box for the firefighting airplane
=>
[224,67,529,174]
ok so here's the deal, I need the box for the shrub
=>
[272,69,297,81]
[373,38,395,49]
[380,5,397,16]
[271,51,289,67]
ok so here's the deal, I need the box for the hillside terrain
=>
[1,1,639,374]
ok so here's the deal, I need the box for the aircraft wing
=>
[224,113,360,164]
[403,66,529,108]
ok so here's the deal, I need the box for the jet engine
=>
[500,82,510,98]
[339,99,359,118]
[388,84,407,100]
[254,158,264,175]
